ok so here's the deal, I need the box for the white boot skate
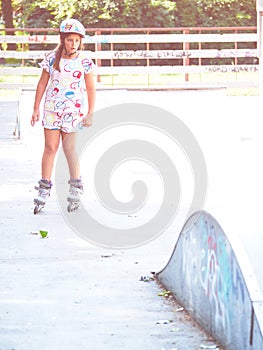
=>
[33,179,52,214]
[67,178,84,212]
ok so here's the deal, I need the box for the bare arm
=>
[82,72,96,127]
[31,69,50,126]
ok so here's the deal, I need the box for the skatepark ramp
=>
[157,210,263,350]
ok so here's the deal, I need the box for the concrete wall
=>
[157,210,263,350]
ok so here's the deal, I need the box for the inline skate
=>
[33,179,52,214]
[67,178,84,212]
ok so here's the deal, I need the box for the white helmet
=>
[59,19,85,38]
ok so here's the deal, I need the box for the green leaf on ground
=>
[39,230,48,238]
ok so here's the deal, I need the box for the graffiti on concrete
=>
[182,215,246,335]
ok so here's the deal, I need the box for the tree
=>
[1,0,14,29]
[197,0,257,27]
[173,0,200,27]
[17,0,176,29]
[1,0,16,49]
[1,0,257,30]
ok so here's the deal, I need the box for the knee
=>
[44,143,59,155]
[62,142,74,156]
[62,143,69,155]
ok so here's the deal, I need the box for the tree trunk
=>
[1,0,16,50]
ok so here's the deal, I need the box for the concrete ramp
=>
[157,210,263,350]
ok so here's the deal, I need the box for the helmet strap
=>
[63,48,77,57]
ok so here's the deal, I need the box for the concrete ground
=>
[0,93,226,350]
[2,87,263,350]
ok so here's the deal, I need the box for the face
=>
[63,33,82,54]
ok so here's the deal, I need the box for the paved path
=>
[0,95,224,350]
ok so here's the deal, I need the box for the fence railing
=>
[0,27,259,87]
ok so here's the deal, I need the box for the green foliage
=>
[174,0,201,27]
[2,0,175,30]
[196,0,257,27]
[2,0,257,29]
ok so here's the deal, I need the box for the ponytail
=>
[53,44,64,72]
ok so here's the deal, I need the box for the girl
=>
[31,18,96,214]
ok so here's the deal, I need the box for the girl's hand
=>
[82,114,93,128]
[31,110,40,127]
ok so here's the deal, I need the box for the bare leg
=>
[41,129,61,180]
[62,131,80,179]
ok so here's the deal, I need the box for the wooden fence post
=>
[183,29,190,82]
[95,30,101,83]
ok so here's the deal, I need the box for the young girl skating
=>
[31,18,96,214]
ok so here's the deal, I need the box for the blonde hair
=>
[53,33,84,72]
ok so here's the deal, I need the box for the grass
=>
[98,72,260,95]
[0,71,260,97]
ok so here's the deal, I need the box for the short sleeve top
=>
[40,51,94,115]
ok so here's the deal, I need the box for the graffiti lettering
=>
[215,49,257,58]
[28,35,48,43]
[206,65,258,73]
[113,50,192,59]
[182,216,246,337]
[85,35,109,44]
[111,49,257,60]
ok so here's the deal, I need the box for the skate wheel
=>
[67,203,79,212]
[34,206,39,215]
[34,204,43,215]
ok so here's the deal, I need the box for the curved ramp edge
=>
[156,210,263,350]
